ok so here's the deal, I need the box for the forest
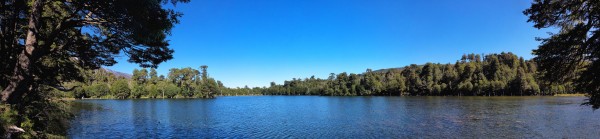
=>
[257,52,574,96]
[64,66,222,99]
[59,52,575,99]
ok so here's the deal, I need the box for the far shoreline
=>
[58,94,588,101]
[553,93,587,97]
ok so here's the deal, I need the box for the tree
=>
[131,83,145,98]
[149,68,159,84]
[132,68,149,85]
[257,53,557,97]
[145,84,160,98]
[0,0,190,133]
[204,78,219,98]
[89,83,110,98]
[200,65,209,80]
[0,0,189,104]
[158,81,179,98]
[111,79,131,99]
[363,69,383,95]
[524,0,600,109]
[73,86,88,99]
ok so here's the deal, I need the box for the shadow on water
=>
[69,100,105,112]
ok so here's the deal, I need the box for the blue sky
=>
[108,0,552,88]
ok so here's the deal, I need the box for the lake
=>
[68,96,600,138]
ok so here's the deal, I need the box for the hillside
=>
[101,68,132,79]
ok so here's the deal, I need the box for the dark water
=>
[68,96,600,138]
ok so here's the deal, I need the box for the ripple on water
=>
[68,96,600,138]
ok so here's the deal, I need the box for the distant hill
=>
[101,68,132,79]
[371,67,404,73]
[371,66,416,73]
[371,64,427,73]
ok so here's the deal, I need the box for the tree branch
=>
[50,84,79,92]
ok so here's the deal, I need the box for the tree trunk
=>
[1,0,43,104]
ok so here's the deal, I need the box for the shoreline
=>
[553,93,587,97]
[59,94,588,100]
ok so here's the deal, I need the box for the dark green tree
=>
[1,0,189,104]
[89,83,110,98]
[149,68,159,84]
[111,79,131,99]
[524,0,600,108]
[0,1,190,135]
[258,53,563,97]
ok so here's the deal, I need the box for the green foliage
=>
[89,83,110,98]
[145,84,160,98]
[132,69,149,85]
[73,83,88,99]
[159,81,180,98]
[242,53,573,96]
[111,79,131,99]
[1,105,18,134]
[19,118,34,139]
[149,68,159,84]
[1,91,72,138]
[204,78,220,98]
[0,0,190,137]
[68,66,222,99]
[524,0,600,109]
[131,83,146,98]
[69,53,574,99]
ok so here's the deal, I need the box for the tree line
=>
[65,66,269,98]
[244,53,574,96]
[67,65,223,99]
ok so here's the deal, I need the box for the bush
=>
[1,91,72,138]
[1,105,18,135]
[73,86,88,99]
[111,79,131,99]
[89,83,110,98]
[145,84,159,98]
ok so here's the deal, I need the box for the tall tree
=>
[200,65,209,80]
[0,0,190,104]
[149,68,159,84]
[111,78,131,99]
[524,0,600,109]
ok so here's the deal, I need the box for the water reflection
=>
[68,96,600,138]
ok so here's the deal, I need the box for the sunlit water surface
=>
[68,96,600,138]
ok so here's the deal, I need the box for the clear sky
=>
[108,0,552,88]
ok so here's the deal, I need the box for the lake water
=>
[68,96,600,138]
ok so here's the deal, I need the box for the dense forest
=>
[64,66,222,99]
[61,52,575,98]
[228,52,575,96]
